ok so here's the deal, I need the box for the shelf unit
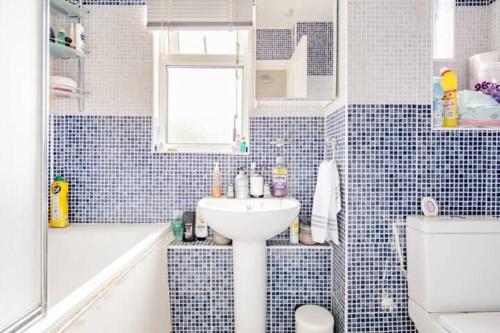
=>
[50,0,82,17]
[49,42,85,59]
[50,0,87,112]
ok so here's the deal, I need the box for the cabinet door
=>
[287,36,308,98]
[0,0,48,331]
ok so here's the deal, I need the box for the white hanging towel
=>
[327,160,341,245]
[311,160,341,244]
[311,161,333,243]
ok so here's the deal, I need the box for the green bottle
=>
[172,210,184,241]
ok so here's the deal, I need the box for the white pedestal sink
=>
[198,197,300,333]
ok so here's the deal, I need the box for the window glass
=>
[434,0,455,59]
[166,66,243,144]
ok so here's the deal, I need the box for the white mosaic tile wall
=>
[490,0,500,49]
[51,6,152,116]
[347,0,432,105]
[433,6,490,90]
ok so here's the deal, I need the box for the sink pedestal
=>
[233,240,267,333]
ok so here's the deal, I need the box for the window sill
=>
[153,143,250,155]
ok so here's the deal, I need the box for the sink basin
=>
[197,197,300,241]
[197,197,300,333]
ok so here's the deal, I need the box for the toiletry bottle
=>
[195,208,208,241]
[233,134,241,153]
[250,162,264,198]
[290,218,299,244]
[441,67,458,128]
[227,184,235,199]
[183,211,195,242]
[235,168,249,199]
[57,29,66,45]
[69,23,76,49]
[240,137,248,153]
[433,77,444,127]
[271,156,288,197]
[212,162,223,198]
[172,210,184,241]
[263,184,272,198]
[75,23,86,51]
[49,176,69,228]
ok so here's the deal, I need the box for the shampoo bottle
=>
[271,157,288,197]
[441,67,458,128]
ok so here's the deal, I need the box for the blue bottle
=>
[433,77,444,128]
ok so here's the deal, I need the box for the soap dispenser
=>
[250,162,264,198]
[235,168,249,199]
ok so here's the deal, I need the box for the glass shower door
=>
[0,0,48,331]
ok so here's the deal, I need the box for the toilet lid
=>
[438,312,500,333]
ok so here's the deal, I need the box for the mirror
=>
[432,0,500,129]
[255,0,337,101]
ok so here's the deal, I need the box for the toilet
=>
[407,216,500,333]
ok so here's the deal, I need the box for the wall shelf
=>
[49,42,85,59]
[49,0,87,112]
[432,126,500,131]
[50,0,82,17]
[50,88,87,99]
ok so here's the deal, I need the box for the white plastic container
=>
[295,305,334,333]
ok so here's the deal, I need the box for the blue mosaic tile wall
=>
[346,104,500,332]
[50,116,323,227]
[256,29,294,61]
[347,104,418,333]
[456,0,495,6]
[256,22,334,76]
[167,241,333,333]
[325,106,346,333]
[296,22,334,76]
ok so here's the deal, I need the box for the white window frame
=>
[152,30,252,154]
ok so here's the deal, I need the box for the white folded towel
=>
[50,76,78,89]
[311,160,333,243]
[311,159,341,244]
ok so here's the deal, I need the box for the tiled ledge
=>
[168,239,333,249]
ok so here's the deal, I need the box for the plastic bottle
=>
[212,162,222,198]
[250,162,264,198]
[172,210,184,241]
[289,218,299,244]
[182,211,195,242]
[235,168,249,199]
[49,176,69,228]
[441,67,458,128]
[432,77,444,127]
[271,156,288,197]
[195,208,208,241]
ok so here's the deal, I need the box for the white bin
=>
[295,305,334,333]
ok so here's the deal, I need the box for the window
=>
[166,66,243,145]
[153,29,252,154]
[433,0,455,60]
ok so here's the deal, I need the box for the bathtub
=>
[26,224,172,333]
